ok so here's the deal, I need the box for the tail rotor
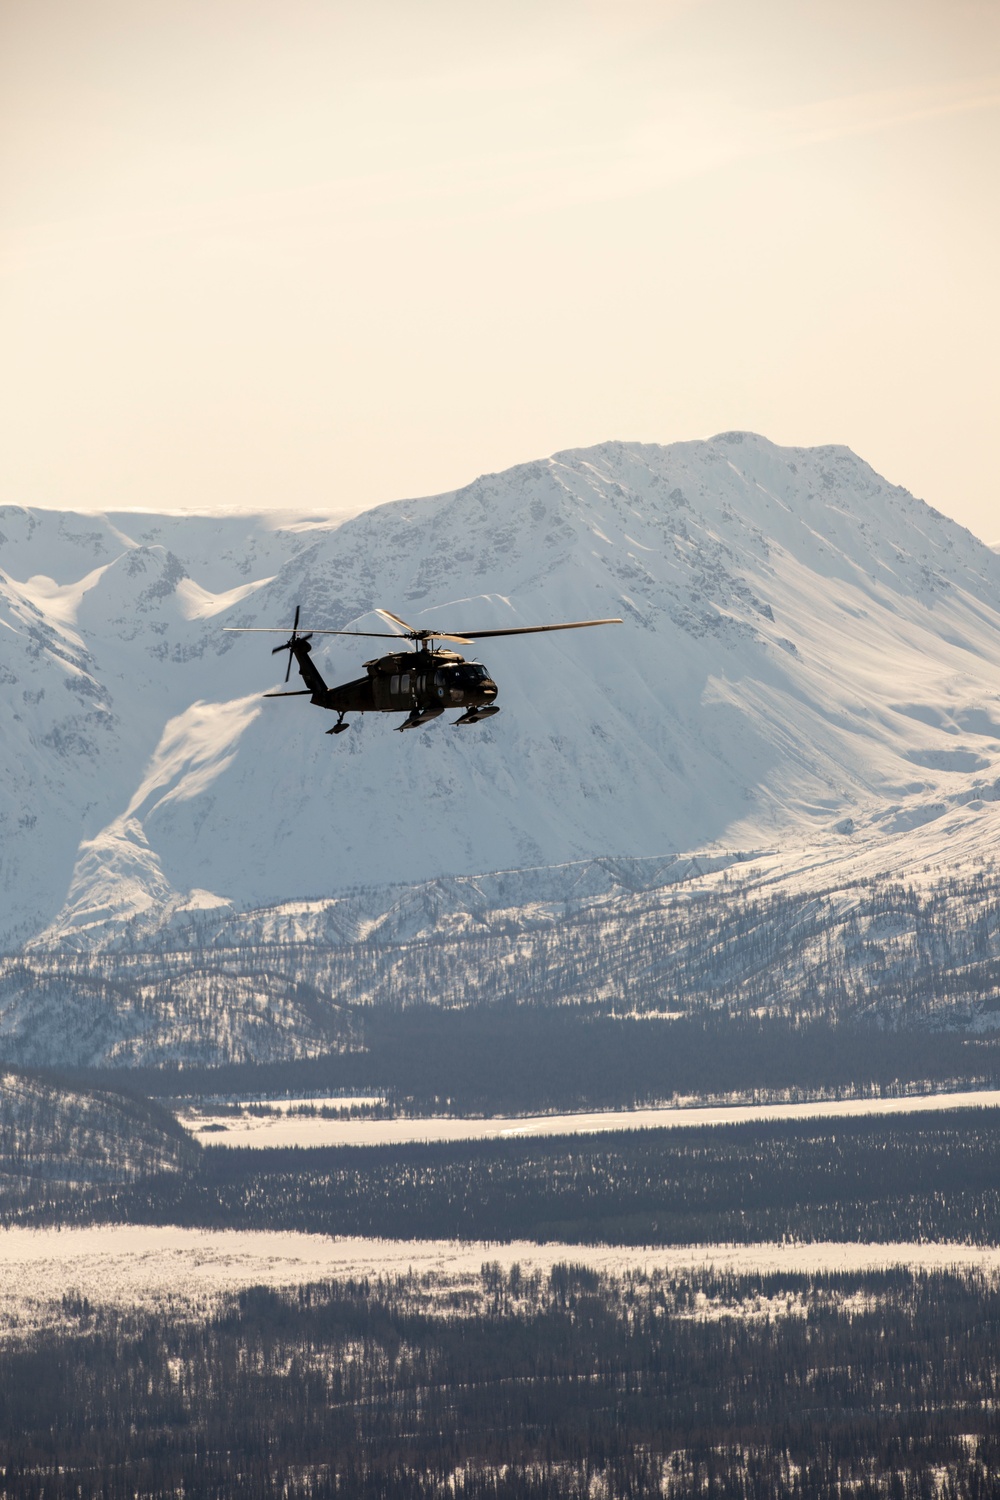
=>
[271,605,313,683]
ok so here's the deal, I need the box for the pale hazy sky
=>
[1,0,998,537]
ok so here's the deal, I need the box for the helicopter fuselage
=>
[291,640,498,722]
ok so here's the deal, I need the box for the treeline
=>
[10,1108,1000,1245]
[86,1009,1000,1116]
[5,1264,1000,1497]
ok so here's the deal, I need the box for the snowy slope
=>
[0,1068,198,1182]
[4,434,1000,951]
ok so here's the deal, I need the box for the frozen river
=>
[179,1087,1000,1149]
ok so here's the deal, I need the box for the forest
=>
[8,1107,1000,1246]
[7,860,1000,1494]
[67,1008,1000,1116]
[4,1263,1000,1497]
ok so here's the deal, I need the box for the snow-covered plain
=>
[3,1226,999,1344]
[180,1087,1000,1149]
[6,432,1000,956]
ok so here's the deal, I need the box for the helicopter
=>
[225,606,622,734]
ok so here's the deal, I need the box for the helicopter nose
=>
[482,680,497,699]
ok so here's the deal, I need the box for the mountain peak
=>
[4,435,1000,951]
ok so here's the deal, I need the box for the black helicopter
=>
[226,607,621,734]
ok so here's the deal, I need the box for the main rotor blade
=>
[226,605,473,645]
[413,631,475,644]
[279,625,474,644]
[225,627,405,638]
[225,616,622,642]
[376,608,417,634]
[263,689,312,697]
[375,609,472,643]
[436,618,623,640]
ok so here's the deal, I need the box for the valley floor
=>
[4,1238,1000,1498]
[5,1224,1000,1342]
[8,1079,1000,1494]
[178,1083,1000,1148]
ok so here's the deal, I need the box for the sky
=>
[1,0,998,538]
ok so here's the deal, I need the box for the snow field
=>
[3,1225,1000,1344]
[179,1086,1000,1148]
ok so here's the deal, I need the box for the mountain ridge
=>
[4,431,1000,953]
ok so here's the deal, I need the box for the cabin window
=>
[390,675,400,695]
[400,673,410,693]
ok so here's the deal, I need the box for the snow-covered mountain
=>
[4,432,1000,952]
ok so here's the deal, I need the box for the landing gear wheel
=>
[326,715,349,735]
